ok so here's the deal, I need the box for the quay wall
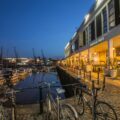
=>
[56,66,81,98]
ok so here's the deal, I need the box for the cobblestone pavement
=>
[9,68,120,119]
[15,81,120,120]
[67,82,120,120]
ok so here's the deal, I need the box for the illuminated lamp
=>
[96,0,104,8]
[113,48,115,50]
[85,14,90,23]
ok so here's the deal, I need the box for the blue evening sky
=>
[0,0,94,58]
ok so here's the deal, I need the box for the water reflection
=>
[14,72,64,105]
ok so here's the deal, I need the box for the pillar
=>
[108,39,114,67]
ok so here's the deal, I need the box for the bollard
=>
[39,87,43,114]
[91,81,95,120]
[97,68,100,85]
[89,71,91,81]
[80,69,81,76]
[102,75,106,91]
[84,69,86,80]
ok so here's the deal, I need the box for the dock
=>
[57,66,120,119]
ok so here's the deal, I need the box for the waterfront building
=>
[63,0,120,72]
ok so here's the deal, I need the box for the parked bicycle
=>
[74,81,117,120]
[43,82,79,120]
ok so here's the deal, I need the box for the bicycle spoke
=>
[96,101,117,120]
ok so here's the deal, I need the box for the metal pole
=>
[39,86,43,114]
[11,91,16,120]
[92,81,95,120]
[84,69,85,80]
[102,75,106,91]
[89,71,91,81]
[97,69,100,85]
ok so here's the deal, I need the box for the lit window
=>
[108,0,115,29]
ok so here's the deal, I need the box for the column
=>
[108,39,114,67]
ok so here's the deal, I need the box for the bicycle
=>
[74,81,118,120]
[43,82,79,120]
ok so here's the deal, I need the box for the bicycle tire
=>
[95,101,118,120]
[74,87,84,115]
[60,103,78,120]
[45,111,56,120]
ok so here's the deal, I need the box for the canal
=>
[14,72,65,105]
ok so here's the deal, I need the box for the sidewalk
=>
[61,67,120,119]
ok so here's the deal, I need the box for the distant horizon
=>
[0,0,94,58]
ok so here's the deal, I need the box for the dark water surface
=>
[14,72,64,105]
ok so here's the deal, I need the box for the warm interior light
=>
[94,52,97,55]
[113,48,115,50]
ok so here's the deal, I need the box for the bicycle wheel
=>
[95,101,117,120]
[45,111,56,120]
[74,88,84,115]
[43,97,57,120]
[60,103,78,120]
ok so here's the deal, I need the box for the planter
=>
[104,68,110,76]
[110,69,117,78]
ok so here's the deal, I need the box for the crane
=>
[41,49,46,66]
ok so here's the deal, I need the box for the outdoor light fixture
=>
[85,14,90,23]
[94,52,97,55]
[113,48,115,50]
[96,0,104,8]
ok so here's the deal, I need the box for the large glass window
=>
[86,28,89,45]
[108,0,115,29]
[83,31,86,46]
[114,0,120,25]
[88,25,91,42]
[74,39,79,51]
[102,7,108,33]
[96,14,102,37]
[91,21,95,41]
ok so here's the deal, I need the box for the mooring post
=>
[92,81,95,120]
[39,86,43,114]
[102,75,106,91]
[84,69,85,80]
[80,69,81,76]
[89,71,91,81]
[97,68,100,85]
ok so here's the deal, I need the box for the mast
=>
[14,47,19,68]
[41,49,46,66]
[32,48,37,65]
[0,47,3,69]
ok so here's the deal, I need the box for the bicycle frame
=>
[77,81,99,120]
[46,84,62,120]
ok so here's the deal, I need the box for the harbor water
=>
[14,72,65,105]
